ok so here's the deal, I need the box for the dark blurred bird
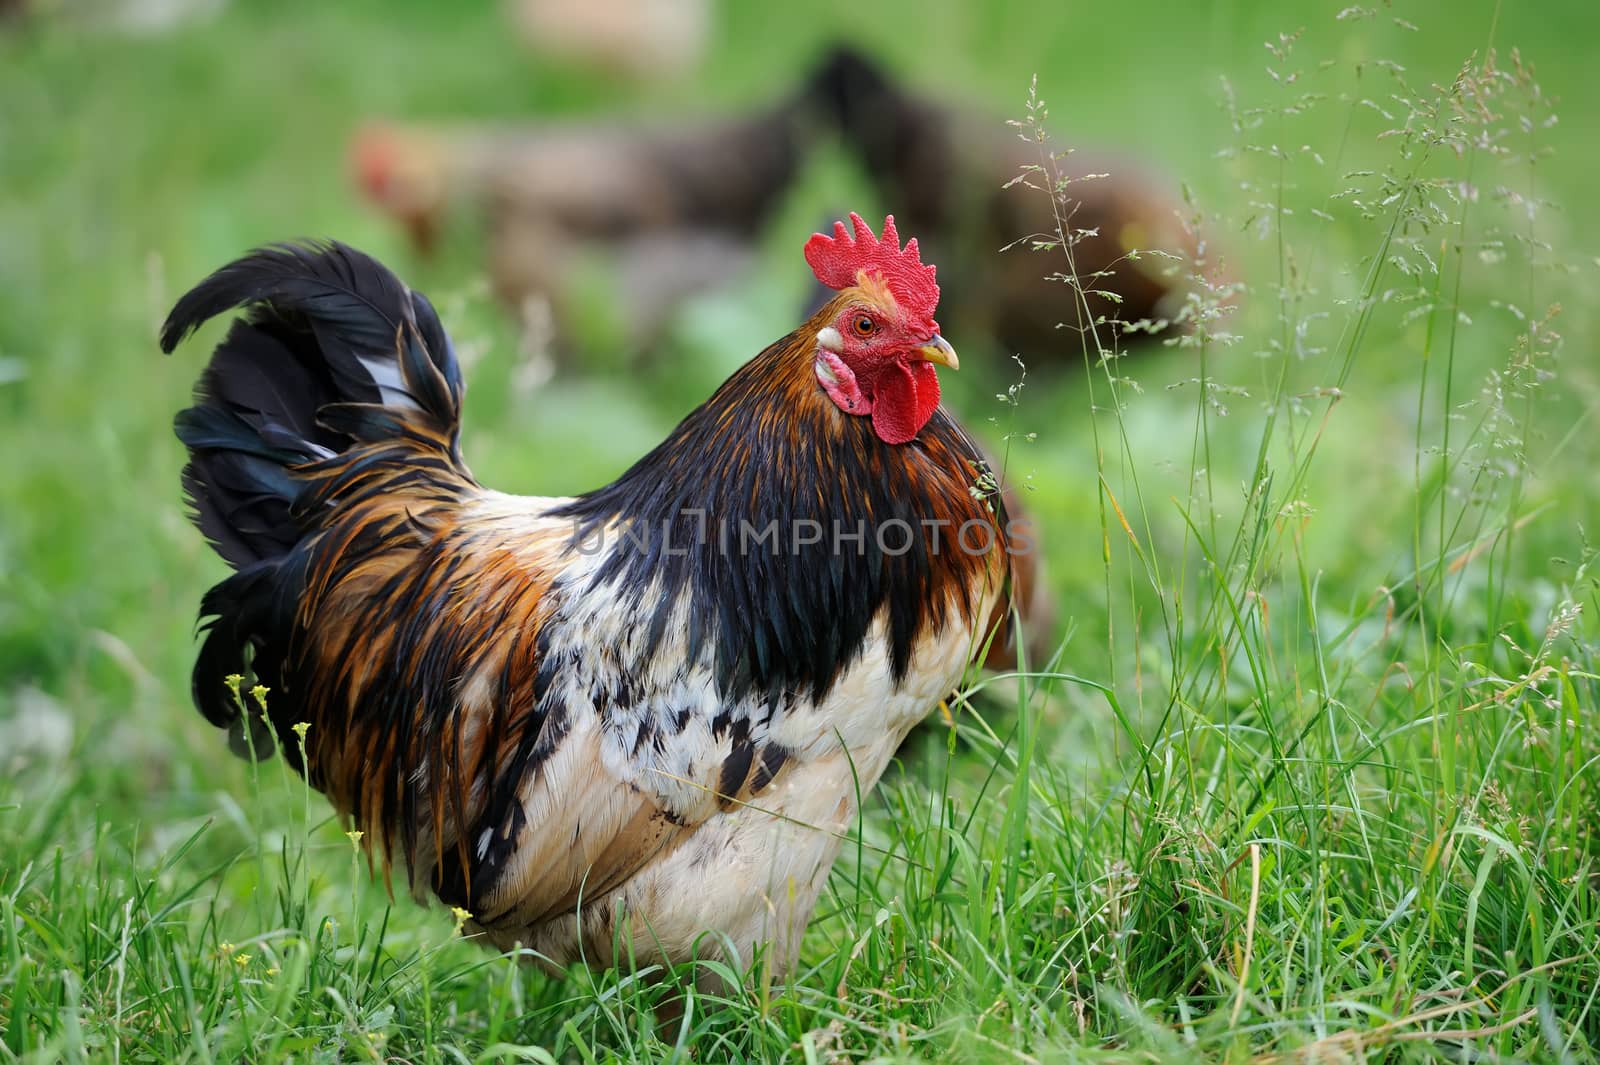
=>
[163,214,1022,983]
[818,47,1202,358]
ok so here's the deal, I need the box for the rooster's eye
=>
[853,316,876,337]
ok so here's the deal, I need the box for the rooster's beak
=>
[914,335,959,371]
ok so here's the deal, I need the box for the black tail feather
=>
[163,240,463,568]
[160,241,462,421]
[164,240,468,757]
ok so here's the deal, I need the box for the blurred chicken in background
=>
[819,47,1204,356]
[353,70,832,356]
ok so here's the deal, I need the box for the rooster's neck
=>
[555,326,1005,705]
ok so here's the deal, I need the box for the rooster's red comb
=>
[804,213,939,327]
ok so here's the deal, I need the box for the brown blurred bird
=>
[352,75,830,351]
[163,214,1022,984]
[819,47,1201,357]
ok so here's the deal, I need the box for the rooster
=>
[163,214,1016,984]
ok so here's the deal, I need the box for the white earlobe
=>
[815,327,844,353]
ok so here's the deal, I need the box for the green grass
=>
[3,0,1600,1060]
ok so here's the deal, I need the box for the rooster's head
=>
[804,213,956,445]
